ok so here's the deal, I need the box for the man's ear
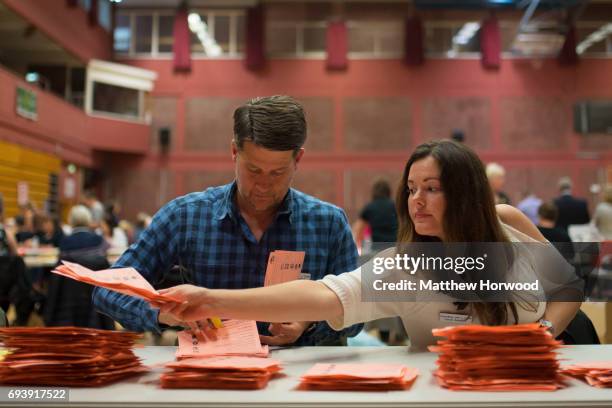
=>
[294,148,305,165]
[231,140,238,162]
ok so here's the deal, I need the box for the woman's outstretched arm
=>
[157,280,344,324]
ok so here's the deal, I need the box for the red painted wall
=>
[104,57,611,222]
[0,65,150,166]
[3,0,112,63]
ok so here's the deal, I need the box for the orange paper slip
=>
[176,320,269,359]
[51,261,181,303]
[264,250,305,286]
[300,363,419,391]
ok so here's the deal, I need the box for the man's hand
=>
[259,321,312,346]
[158,311,184,327]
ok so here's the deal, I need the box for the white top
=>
[593,201,612,240]
[320,223,546,350]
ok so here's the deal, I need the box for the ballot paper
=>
[51,261,181,303]
[0,327,148,387]
[176,319,269,359]
[161,356,282,389]
[561,362,612,388]
[264,250,305,286]
[430,323,565,391]
[299,363,419,391]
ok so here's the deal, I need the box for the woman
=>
[593,185,612,240]
[156,141,580,349]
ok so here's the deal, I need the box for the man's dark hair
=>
[372,180,392,200]
[538,202,559,222]
[233,95,307,155]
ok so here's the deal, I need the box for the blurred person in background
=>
[0,194,30,326]
[554,177,590,232]
[352,180,398,251]
[593,185,612,240]
[59,205,109,259]
[100,215,128,249]
[36,214,64,248]
[537,202,575,262]
[82,190,104,228]
[486,162,511,205]
[133,212,152,243]
[517,190,542,225]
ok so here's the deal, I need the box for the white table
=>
[1,346,611,407]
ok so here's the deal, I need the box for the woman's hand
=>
[153,284,216,322]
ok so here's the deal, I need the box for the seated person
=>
[60,205,108,259]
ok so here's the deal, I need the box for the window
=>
[135,15,153,53]
[114,10,245,57]
[114,14,131,53]
[92,82,139,117]
[98,0,112,31]
[85,59,157,122]
[158,15,174,53]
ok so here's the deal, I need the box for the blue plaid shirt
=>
[92,181,362,345]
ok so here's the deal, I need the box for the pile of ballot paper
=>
[0,327,148,387]
[176,319,269,359]
[161,356,282,389]
[561,362,612,388]
[430,323,565,391]
[299,363,419,391]
[52,261,181,304]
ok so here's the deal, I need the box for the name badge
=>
[299,273,311,280]
[439,312,472,323]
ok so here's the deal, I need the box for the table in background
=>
[1,346,611,407]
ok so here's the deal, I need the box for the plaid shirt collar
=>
[214,181,295,224]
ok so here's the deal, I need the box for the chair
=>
[43,254,115,330]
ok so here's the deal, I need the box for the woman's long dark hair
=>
[395,140,518,326]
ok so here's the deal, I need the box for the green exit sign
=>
[16,86,37,121]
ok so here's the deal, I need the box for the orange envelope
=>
[52,261,181,303]
[562,362,612,388]
[176,320,269,359]
[264,250,305,286]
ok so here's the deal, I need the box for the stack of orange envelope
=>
[430,323,565,391]
[299,363,419,391]
[161,356,282,389]
[51,261,182,304]
[0,327,148,387]
[561,362,612,388]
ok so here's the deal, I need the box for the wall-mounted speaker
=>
[159,127,171,152]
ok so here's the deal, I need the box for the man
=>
[93,96,362,346]
[537,202,575,262]
[554,177,590,232]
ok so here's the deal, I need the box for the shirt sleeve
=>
[293,208,363,345]
[320,268,401,330]
[92,199,183,333]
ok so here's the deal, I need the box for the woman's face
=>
[407,156,446,240]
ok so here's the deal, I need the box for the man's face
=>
[233,141,303,213]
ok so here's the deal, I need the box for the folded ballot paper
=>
[299,363,419,391]
[176,319,269,359]
[264,250,305,286]
[561,362,612,388]
[429,323,565,391]
[0,327,148,387]
[161,356,282,389]
[51,260,182,303]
